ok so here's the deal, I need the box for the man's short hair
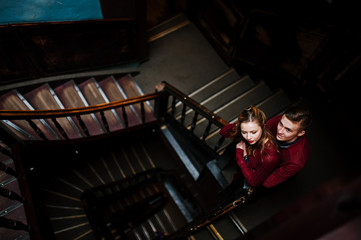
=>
[284,106,312,131]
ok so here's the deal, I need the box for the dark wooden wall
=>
[0,0,147,87]
[188,0,361,97]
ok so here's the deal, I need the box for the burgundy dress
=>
[219,124,280,187]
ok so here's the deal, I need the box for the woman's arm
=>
[236,148,280,187]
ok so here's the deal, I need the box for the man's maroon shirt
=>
[263,115,311,188]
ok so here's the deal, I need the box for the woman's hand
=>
[236,141,246,151]
[237,141,248,159]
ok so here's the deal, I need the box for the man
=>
[262,106,312,188]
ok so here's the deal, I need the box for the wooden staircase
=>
[0,141,30,240]
[0,74,155,141]
[0,13,299,240]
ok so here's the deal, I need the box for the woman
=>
[219,106,280,188]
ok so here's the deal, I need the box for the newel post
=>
[153,82,169,120]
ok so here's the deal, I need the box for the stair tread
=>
[0,90,31,111]
[148,13,189,40]
[256,89,293,118]
[99,76,141,127]
[213,81,274,123]
[45,205,85,218]
[52,221,93,240]
[117,75,156,122]
[24,84,61,110]
[0,90,43,140]
[0,203,27,226]
[78,78,123,132]
[23,84,82,139]
[49,214,90,232]
[175,74,256,128]
[0,228,29,240]
[188,68,244,103]
[0,205,29,240]
[54,81,104,136]
[0,156,15,184]
[191,81,273,144]
[191,226,216,239]
[212,215,245,240]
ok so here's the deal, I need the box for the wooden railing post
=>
[153,83,169,119]
[0,216,31,232]
[0,186,26,203]
[0,162,19,179]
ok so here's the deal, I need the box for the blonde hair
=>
[230,106,277,157]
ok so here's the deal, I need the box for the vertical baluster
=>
[100,111,110,133]
[0,144,14,159]
[171,96,176,117]
[153,91,169,119]
[0,216,31,232]
[0,162,19,179]
[51,117,69,140]
[122,106,129,128]
[76,115,90,137]
[202,120,213,141]
[26,119,47,140]
[214,136,225,152]
[180,104,187,125]
[140,102,145,124]
[190,112,199,133]
[0,186,25,203]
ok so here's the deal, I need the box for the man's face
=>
[276,115,305,143]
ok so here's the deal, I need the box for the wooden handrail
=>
[0,92,165,120]
[168,187,254,240]
[161,81,228,127]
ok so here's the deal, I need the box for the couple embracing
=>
[219,105,312,202]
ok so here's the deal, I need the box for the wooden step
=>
[117,75,156,123]
[171,68,244,118]
[98,75,141,127]
[0,154,15,184]
[148,13,190,42]
[0,203,29,240]
[54,80,104,136]
[53,221,93,240]
[24,84,82,139]
[256,88,293,118]
[211,214,245,240]
[0,90,46,140]
[175,74,256,129]
[78,78,123,132]
[188,68,243,103]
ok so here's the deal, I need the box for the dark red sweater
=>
[262,115,311,188]
[219,124,280,187]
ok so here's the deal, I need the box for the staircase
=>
[0,13,298,240]
[0,141,30,240]
[0,74,155,141]
[33,135,199,239]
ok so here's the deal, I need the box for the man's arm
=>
[262,162,303,188]
[219,123,236,138]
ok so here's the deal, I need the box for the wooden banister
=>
[0,92,164,120]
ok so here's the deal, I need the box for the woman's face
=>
[240,121,262,145]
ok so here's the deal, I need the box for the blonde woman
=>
[219,106,280,188]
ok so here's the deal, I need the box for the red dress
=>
[219,124,280,187]
[262,115,311,188]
